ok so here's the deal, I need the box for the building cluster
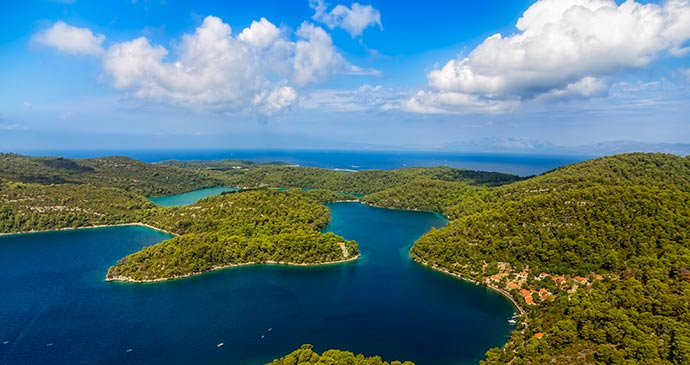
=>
[485,264,603,306]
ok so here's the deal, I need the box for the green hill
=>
[0,181,153,233]
[0,153,223,196]
[107,189,357,282]
[410,153,690,364]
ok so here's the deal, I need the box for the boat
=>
[46,343,54,347]
[126,349,133,353]
[217,343,224,348]
[267,328,272,331]
[2,341,9,345]
[508,319,517,325]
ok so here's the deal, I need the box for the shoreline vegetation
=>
[0,222,176,237]
[3,152,690,363]
[106,254,361,283]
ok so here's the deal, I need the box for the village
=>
[483,263,605,306]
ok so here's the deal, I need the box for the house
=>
[507,282,521,290]
[520,289,535,305]
[534,333,544,339]
[489,275,502,282]
[574,276,589,284]
[539,288,551,301]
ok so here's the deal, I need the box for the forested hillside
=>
[166,161,522,194]
[267,344,414,365]
[0,153,223,196]
[410,153,690,364]
[0,181,153,233]
[107,190,357,282]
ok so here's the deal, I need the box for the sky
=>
[1,0,689,153]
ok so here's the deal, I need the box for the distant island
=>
[2,152,689,363]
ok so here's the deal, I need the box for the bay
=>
[149,187,240,206]
[0,203,514,365]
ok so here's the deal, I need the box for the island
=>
[2,151,689,363]
[106,189,359,282]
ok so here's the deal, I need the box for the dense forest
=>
[0,181,153,233]
[107,190,357,281]
[4,151,690,363]
[266,344,414,365]
[0,153,222,196]
[410,153,690,364]
[361,179,486,215]
[161,160,522,194]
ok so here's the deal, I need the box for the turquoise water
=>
[149,187,239,206]
[0,203,514,365]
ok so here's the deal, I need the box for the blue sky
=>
[1,0,689,153]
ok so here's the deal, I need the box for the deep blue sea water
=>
[0,203,514,365]
[149,187,239,206]
[25,149,591,176]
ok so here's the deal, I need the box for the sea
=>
[0,203,514,365]
[22,149,593,177]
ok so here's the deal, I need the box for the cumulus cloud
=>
[253,85,298,115]
[310,0,383,37]
[409,0,690,114]
[293,22,347,84]
[101,16,368,114]
[34,21,105,55]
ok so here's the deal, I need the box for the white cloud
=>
[403,91,518,114]
[34,21,105,55]
[293,22,346,85]
[102,16,368,114]
[310,0,383,37]
[238,17,281,49]
[253,85,297,115]
[536,76,609,101]
[412,0,690,114]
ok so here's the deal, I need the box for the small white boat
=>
[126,349,133,353]
[2,341,9,345]
[217,343,224,348]
[267,328,272,331]
[508,319,517,325]
[46,343,54,347]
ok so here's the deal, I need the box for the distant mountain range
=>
[433,138,690,156]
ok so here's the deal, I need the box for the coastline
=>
[412,257,526,317]
[106,254,361,283]
[0,222,176,237]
